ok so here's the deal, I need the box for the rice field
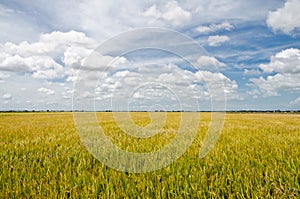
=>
[0,112,299,198]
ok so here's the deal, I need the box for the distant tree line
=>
[1,109,300,113]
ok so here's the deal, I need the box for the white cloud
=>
[258,48,300,74]
[141,1,191,27]
[195,70,240,100]
[80,52,127,71]
[3,93,12,100]
[0,30,99,79]
[0,1,284,43]
[162,1,192,26]
[250,74,300,96]
[267,0,300,34]
[3,30,97,57]
[73,59,239,110]
[89,63,240,108]
[197,56,226,68]
[40,30,95,47]
[133,91,145,99]
[246,89,260,99]
[196,21,233,34]
[0,53,31,72]
[207,35,230,46]
[244,69,261,76]
[249,48,300,97]
[1,1,291,110]
[0,28,239,111]
[0,54,64,79]
[141,5,161,19]
[38,87,55,95]
[63,46,93,69]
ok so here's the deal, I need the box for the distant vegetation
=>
[1,109,300,113]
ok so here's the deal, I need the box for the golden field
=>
[0,112,299,198]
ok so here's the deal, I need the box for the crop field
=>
[0,112,299,198]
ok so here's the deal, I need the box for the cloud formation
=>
[250,48,300,97]
[196,21,234,34]
[259,48,300,74]
[38,87,55,95]
[141,1,191,26]
[74,58,240,111]
[267,0,300,34]
[2,93,12,100]
[0,0,299,110]
[197,56,226,68]
[0,30,97,80]
[207,35,230,46]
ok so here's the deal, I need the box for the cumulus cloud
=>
[38,87,55,95]
[80,52,127,71]
[207,35,230,46]
[0,53,64,79]
[244,69,261,76]
[2,30,97,57]
[196,21,233,34]
[195,70,240,100]
[249,48,300,97]
[87,62,240,109]
[141,5,161,18]
[141,1,191,26]
[62,46,93,69]
[1,0,284,43]
[162,1,191,26]
[197,56,226,68]
[258,48,300,74]
[250,74,300,96]
[267,0,300,34]
[0,29,128,83]
[2,1,289,110]
[0,30,99,80]
[40,30,96,47]
[3,93,12,100]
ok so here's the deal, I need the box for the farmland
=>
[0,112,299,198]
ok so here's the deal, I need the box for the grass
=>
[0,112,299,198]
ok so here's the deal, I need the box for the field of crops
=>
[0,112,299,198]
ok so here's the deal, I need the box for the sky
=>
[0,0,300,111]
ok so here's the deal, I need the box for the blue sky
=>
[0,0,300,111]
